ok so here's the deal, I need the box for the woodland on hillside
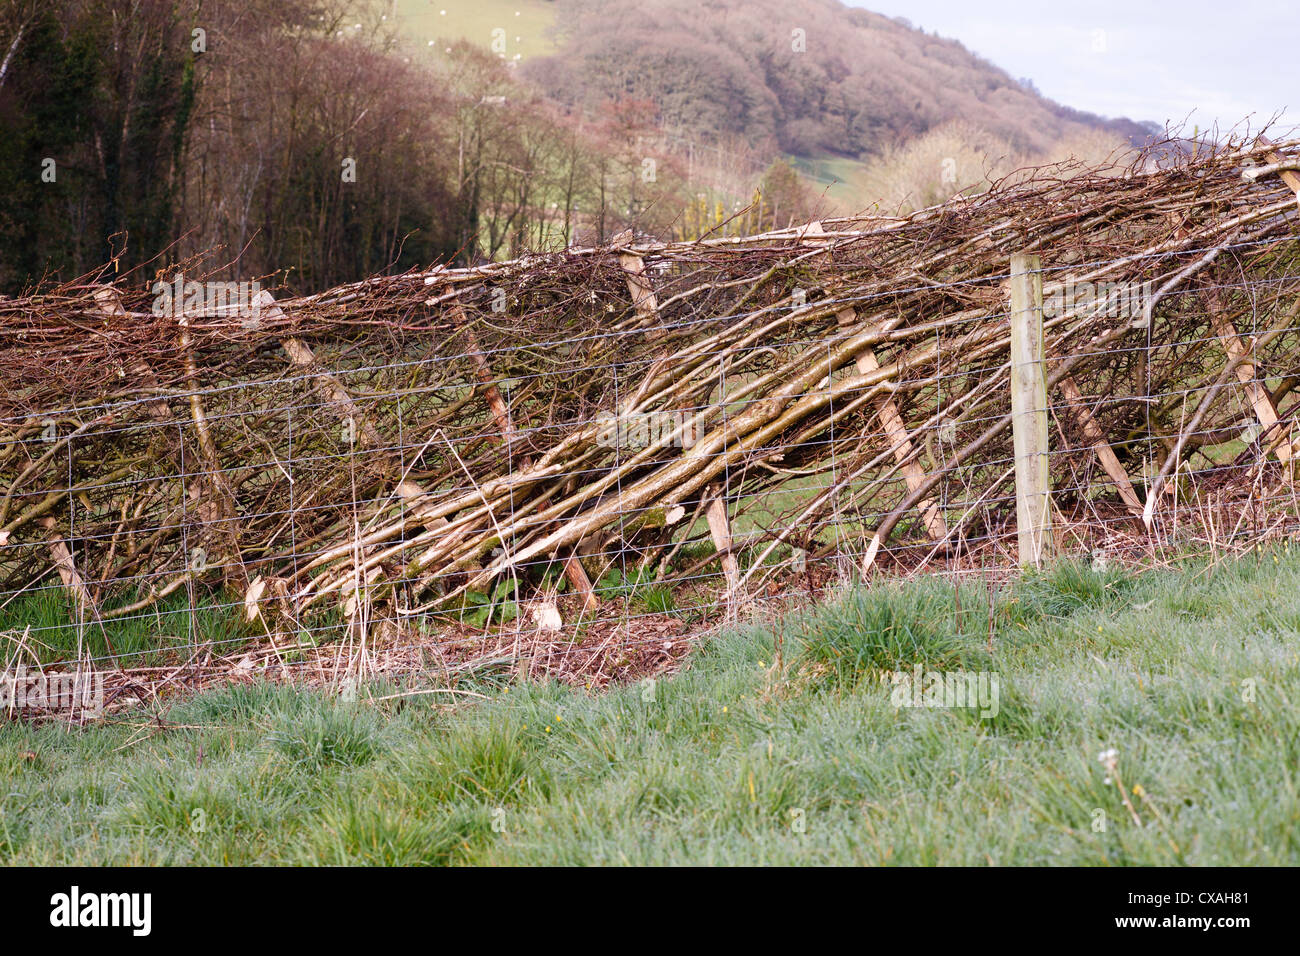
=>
[527,0,1156,159]
[0,0,1149,294]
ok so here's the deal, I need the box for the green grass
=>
[0,587,249,668]
[792,154,878,213]
[3,547,1300,864]
[388,0,558,61]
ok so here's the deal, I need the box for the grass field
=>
[388,0,559,61]
[2,547,1298,865]
[793,155,881,213]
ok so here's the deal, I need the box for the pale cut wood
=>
[837,308,948,541]
[103,285,241,583]
[618,252,664,339]
[1009,254,1054,566]
[705,491,740,596]
[612,248,668,604]
[94,287,174,424]
[1208,309,1294,462]
[1259,135,1300,206]
[447,302,517,448]
[1056,374,1145,516]
[563,553,598,613]
[797,220,830,248]
[173,303,248,589]
[260,292,445,525]
[96,286,226,540]
[37,516,93,618]
[280,336,430,501]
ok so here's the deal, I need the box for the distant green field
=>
[793,155,880,215]
[387,0,559,61]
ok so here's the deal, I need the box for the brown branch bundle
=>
[3,134,1299,637]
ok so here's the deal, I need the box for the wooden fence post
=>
[705,488,741,599]
[1009,254,1054,566]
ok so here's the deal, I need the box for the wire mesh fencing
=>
[3,134,1300,718]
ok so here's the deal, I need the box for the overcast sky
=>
[851,0,1298,136]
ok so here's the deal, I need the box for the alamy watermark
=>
[1,664,104,718]
[1044,280,1154,323]
[49,886,150,936]
[151,273,264,330]
[885,665,1000,718]
[595,410,700,450]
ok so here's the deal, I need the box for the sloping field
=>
[389,0,558,60]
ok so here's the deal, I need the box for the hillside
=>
[390,0,558,60]
[0,0,1163,293]
[393,0,1158,160]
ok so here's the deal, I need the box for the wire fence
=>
[3,134,1300,718]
